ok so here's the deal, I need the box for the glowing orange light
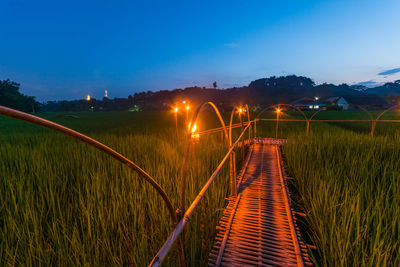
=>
[86,94,91,101]
[191,123,197,133]
[186,105,190,110]
[276,109,281,113]
[238,108,243,113]
[174,107,178,113]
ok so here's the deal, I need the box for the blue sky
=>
[1,0,400,101]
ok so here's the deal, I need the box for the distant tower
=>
[104,90,109,99]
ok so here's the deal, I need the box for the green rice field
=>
[1,109,399,266]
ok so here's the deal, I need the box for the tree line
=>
[2,76,400,112]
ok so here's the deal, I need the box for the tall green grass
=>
[281,126,400,266]
[2,109,400,266]
[255,110,400,266]
[0,112,236,266]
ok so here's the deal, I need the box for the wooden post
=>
[370,120,377,138]
[241,114,245,162]
[275,112,280,139]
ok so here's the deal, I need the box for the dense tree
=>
[7,75,396,112]
[0,79,40,112]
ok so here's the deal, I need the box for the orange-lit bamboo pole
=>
[228,106,240,196]
[180,102,230,215]
[255,103,309,139]
[372,105,399,137]
[185,105,189,124]
[245,104,251,142]
[255,104,308,122]
[275,105,280,138]
[198,121,245,136]
[240,108,245,162]
[174,107,179,137]
[376,105,398,121]
[150,122,251,267]
[0,105,186,267]
[350,104,375,138]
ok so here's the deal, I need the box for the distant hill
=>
[366,80,400,96]
[133,75,366,110]
[6,75,400,112]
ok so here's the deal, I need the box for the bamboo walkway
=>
[208,138,311,266]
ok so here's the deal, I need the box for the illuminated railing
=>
[3,102,395,266]
[0,103,253,267]
[201,104,400,139]
[150,102,252,266]
[253,104,400,138]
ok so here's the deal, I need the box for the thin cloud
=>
[355,80,384,88]
[378,68,400,76]
[224,42,238,48]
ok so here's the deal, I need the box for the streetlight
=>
[186,105,190,124]
[174,107,179,137]
[314,97,319,109]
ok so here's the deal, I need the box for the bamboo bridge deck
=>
[208,138,312,266]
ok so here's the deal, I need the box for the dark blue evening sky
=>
[1,0,400,101]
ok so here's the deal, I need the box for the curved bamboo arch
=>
[307,104,375,122]
[228,104,252,145]
[309,109,323,121]
[245,104,251,141]
[255,103,309,121]
[227,106,240,189]
[376,104,398,121]
[180,102,231,214]
[348,104,374,121]
[307,104,375,136]
[254,104,309,136]
[228,106,240,146]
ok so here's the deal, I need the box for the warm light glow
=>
[174,107,178,113]
[86,94,91,101]
[238,108,243,113]
[186,105,190,110]
[182,100,186,104]
[276,109,281,113]
[189,123,199,139]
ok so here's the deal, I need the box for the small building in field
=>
[337,95,389,110]
[291,97,326,110]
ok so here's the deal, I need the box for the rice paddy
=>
[1,109,399,266]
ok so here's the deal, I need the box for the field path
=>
[209,138,311,266]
